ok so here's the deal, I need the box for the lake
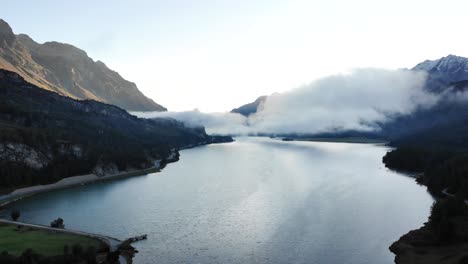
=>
[1,137,433,264]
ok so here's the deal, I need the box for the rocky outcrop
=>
[390,225,468,264]
[0,19,14,47]
[0,19,165,111]
[0,143,50,169]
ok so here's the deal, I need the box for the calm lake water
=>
[2,137,433,264]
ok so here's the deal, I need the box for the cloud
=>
[134,68,438,135]
[132,110,250,135]
[249,69,436,134]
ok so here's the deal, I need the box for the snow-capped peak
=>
[412,55,468,92]
[412,54,468,72]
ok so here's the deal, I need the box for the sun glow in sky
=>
[3,0,468,111]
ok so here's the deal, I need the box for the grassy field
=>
[0,223,105,256]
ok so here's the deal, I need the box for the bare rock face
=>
[0,19,166,111]
[0,143,50,169]
[93,163,120,177]
[0,19,14,47]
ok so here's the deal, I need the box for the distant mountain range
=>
[232,54,468,123]
[0,19,165,111]
[229,54,468,150]
[370,55,468,146]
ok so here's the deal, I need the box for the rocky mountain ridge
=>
[412,54,468,92]
[0,19,165,111]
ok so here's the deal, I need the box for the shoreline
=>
[4,139,423,263]
[0,139,232,263]
[0,150,181,264]
[0,219,128,263]
[280,137,388,144]
[0,151,179,209]
[0,219,121,250]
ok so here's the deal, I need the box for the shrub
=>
[50,217,65,228]
[10,209,20,221]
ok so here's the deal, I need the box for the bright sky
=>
[2,0,468,111]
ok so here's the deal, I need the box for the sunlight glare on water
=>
[2,137,433,264]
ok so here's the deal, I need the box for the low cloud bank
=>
[133,110,250,135]
[250,69,436,134]
[134,69,440,135]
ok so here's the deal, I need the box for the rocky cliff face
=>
[0,19,165,111]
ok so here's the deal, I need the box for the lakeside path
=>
[0,167,160,206]
[0,152,180,207]
[0,164,168,264]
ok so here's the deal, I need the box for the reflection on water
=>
[2,137,433,264]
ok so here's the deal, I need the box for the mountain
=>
[231,95,267,116]
[232,55,468,118]
[412,54,468,92]
[0,68,231,190]
[373,55,468,142]
[231,55,468,140]
[0,19,165,111]
[379,55,468,264]
[382,101,468,264]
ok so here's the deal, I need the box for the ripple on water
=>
[1,138,433,264]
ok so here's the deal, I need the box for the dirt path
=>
[0,165,163,208]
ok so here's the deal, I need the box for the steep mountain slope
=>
[375,55,468,142]
[0,68,231,190]
[0,19,165,111]
[412,54,468,92]
[230,95,267,116]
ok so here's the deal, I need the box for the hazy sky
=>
[3,0,468,111]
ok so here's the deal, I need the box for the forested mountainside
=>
[0,69,231,192]
[383,119,468,264]
[380,55,468,263]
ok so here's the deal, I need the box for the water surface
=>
[2,137,433,264]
